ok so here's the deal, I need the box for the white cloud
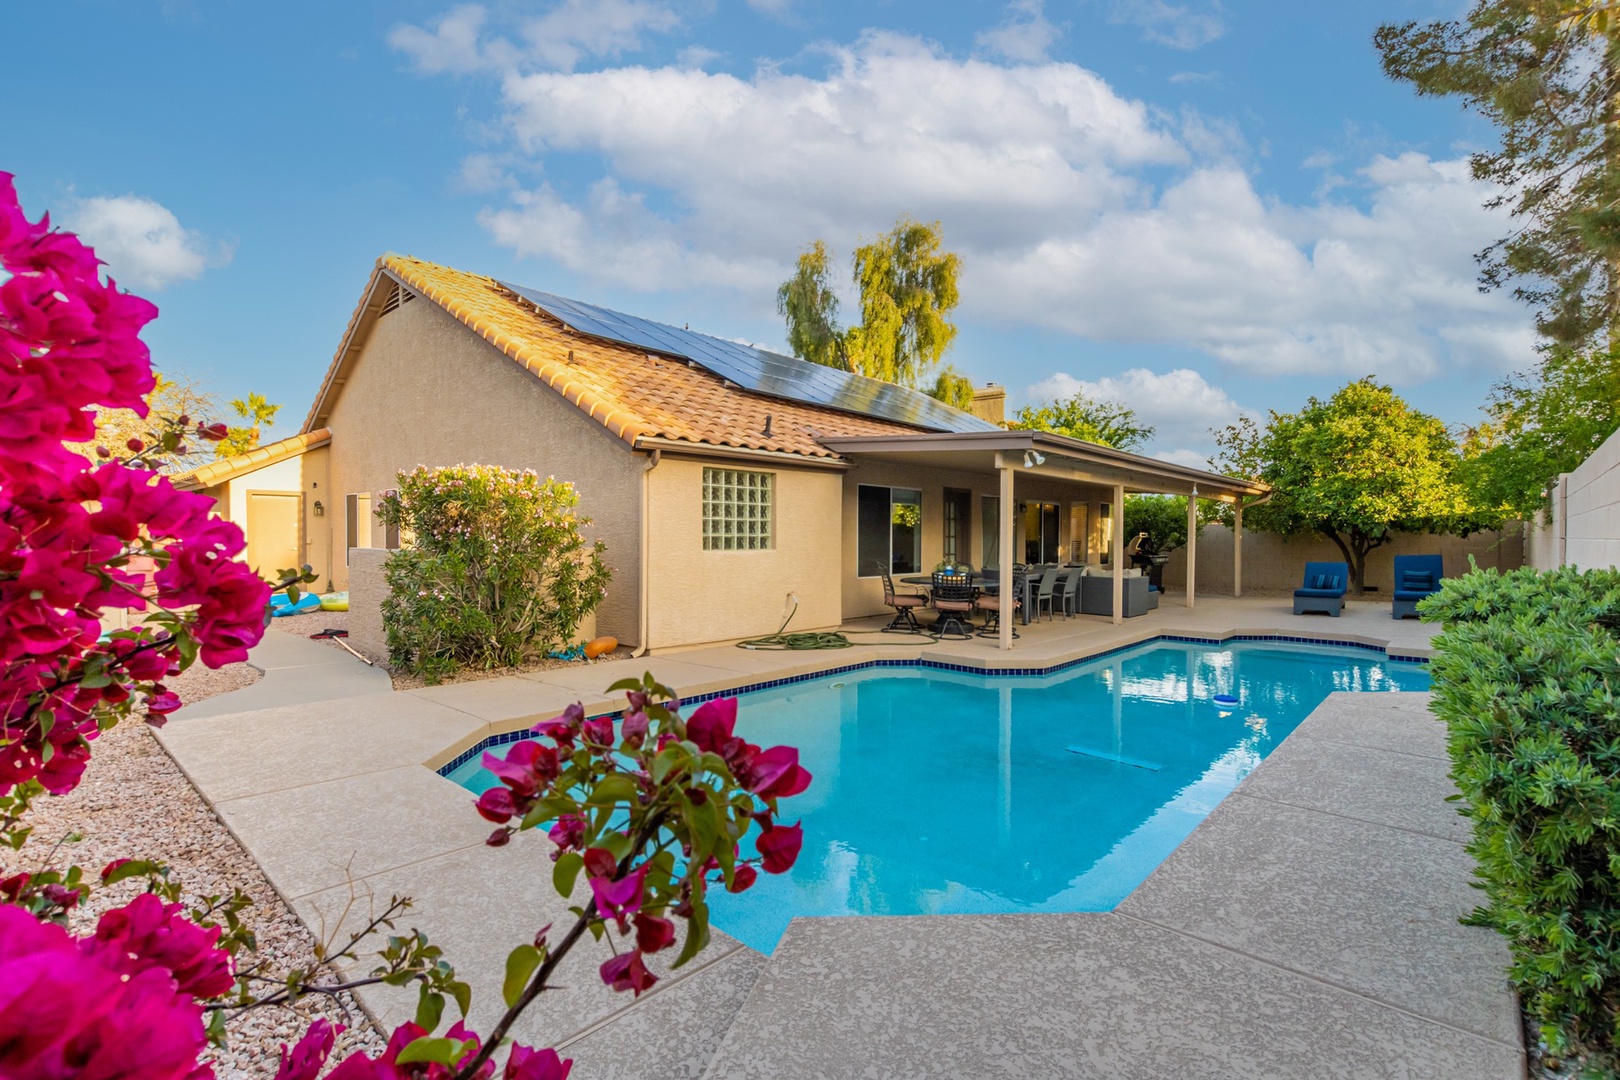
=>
[390,0,680,75]
[395,26,1533,386]
[977,0,1062,63]
[1106,1,1226,50]
[65,194,228,290]
[1026,368,1250,455]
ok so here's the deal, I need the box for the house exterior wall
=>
[1528,425,1620,571]
[645,455,843,648]
[198,444,332,588]
[318,294,644,645]
[1159,522,1525,594]
[838,459,1114,620]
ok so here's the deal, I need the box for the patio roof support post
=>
[1112,483,1125,626]
[1185,490,1197,609]
[1233,502,1243,597]
[999,457,1015,651]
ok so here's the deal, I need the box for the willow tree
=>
[1376,3,1620,347]
[1009,393,1154,451]
[776,218,963,397]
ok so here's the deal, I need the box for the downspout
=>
[631,448,662,658]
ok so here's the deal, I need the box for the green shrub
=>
[378,464,610,683]
[1422,564,1620,1064]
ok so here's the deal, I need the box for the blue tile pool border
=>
[435,632,1429,777]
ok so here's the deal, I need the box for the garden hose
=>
[737,599,945,650]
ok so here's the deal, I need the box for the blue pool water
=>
[443,640,1428,952]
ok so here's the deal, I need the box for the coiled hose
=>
[737,599,944,650]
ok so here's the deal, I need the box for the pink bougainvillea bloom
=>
[0,904,212,1080]
[619,710,648,747]
[476,786,519,824]
[588,868,646,932]
[726,864,758,893]
[684,698,736,754]
[598,949,658,996]
[145,689,183,716]
[756,822,804,875]
[632,913,676,954]
[274,1019,342,1080]
[580,714,614,747]
[503,1044,572,1080]
[531,702,584,746]
[581,847,617,880]
[547,814,585,852]
[742,745,812,799]
[91,891,236,998]
[325,1020,494,1080]
[484,740,558,796]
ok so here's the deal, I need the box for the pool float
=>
[270,592,322,617]
[319,592,349,612]
[1212,693,1240,708]
[584,636,618,659]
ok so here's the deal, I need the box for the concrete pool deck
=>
[156,595,1521,1078]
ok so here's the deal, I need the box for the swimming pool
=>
[442,639,1429,952]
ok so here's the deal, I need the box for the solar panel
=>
[500,282,1000,434]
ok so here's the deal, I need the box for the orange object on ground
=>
[584,636,617,659]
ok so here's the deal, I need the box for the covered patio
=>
[821,430,1271,650]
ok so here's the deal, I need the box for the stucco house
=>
[179,255,1267,652]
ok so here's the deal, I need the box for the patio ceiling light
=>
[1023,450,1046,468]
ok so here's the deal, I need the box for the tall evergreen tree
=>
[1377,3,1620,347]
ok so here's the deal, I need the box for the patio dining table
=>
[898,572,1041,626]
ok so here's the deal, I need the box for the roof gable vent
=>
[379,280,416,317]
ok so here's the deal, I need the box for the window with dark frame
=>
[857,485,922,576]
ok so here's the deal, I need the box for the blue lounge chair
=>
[1293,561,1348,617]
[1391,554,1443,620]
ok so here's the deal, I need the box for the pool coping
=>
[430,628,1433,776]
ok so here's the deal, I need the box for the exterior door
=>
[246,492,301,577]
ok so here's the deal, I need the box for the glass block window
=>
[702,468,774,550]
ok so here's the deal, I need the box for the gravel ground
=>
[268,608,352,651]
[0,657,388,1078]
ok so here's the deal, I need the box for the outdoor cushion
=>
[1400,570,1435,591]
[890,595,925,607]
[1309,573,1337,590]
[1294,586,1343,598]
[1392,589,1432,601]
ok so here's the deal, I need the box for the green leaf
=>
[414,987,445,1032]
[673,899,710,968]
[586,773,639,806]
[553,852,584,898]
[652,744,693,785]
[503,944,542,1008]
[401,1037,474,1067]
[520,794,580,831]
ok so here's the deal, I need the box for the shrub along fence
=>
[379,464,610,683]
[1422,565,1620,1067]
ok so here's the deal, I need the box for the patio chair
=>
[1031,567,1059,621]
[975,568,1024,638]
[1293,561,1349,617]
[880,573,927,633]
[929,570,977,640]
[1053,567,1084,617]
[1390,554,1443,620]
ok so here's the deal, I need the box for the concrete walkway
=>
[155,600,1520,1078]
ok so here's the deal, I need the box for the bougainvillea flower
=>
[503,1044,572,1080]
[742,745,812,799]
[598,949,657,996]
[619,710,648,747]
[547,814,585,852]
[91,892,236,998]
[0,905,212,1080]
[632,913,676,954]
[588,868,646,932]
[274,1019,342,1080]
[581,847,617,880]
[326,1020,494,1080]
[756,822,804,875]
[726,864,758,893]
[484,740,558,796]
[685,698,737,754]
[476,786,519,824]
[580,714,614,748]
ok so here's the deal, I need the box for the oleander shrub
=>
[380,464,610,682]
[1422,564,1620,1065]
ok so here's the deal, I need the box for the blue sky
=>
[5,0,1515,466]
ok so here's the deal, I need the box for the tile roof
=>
[174,429,331,491]
[304,255,929,460]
